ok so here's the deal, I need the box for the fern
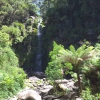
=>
[46,41,97,92]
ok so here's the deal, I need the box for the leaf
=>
[69,45,76,53]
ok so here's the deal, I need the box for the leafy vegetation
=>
[1,0,100,99]
[0,26,27,99]
[81,88,100,100]
[42,0,100,55]
[0,0,40,99]
[0,67,26,99]
[45,42,64,80]
[42,0,100,98]
[0,45,26,99]
[58,44,95,92]
[45,41,100,95]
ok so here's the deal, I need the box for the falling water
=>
[35,21,42,72]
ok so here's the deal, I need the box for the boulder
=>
[17,89,41,100]
[8,76,82,100]
[29,76,40,82]
[57,79,75,92]
[8,96,17,100]
[40,85,53,96]
[43,95,57,100]
[32,72,46,79]
[58,83,73,91]
[67,92,79,99]
[76,98,82,100]
[55,79,68,84]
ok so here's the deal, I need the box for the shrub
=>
[45,42,65,80]
[46,41,97,92]
[1,25,24,44]
[0,46,26,99]
[0,31,10,47]
[81,88,100,100]
[0,67,26,99]
[81,43,100,92]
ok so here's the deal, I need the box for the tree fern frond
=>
[69,45,76,53]
[77,44,86,53]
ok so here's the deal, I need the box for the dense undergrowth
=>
[0,67,26,99]
[45,41,100,99]
[0,46,26,99]
[1,0,100,99]
[0,0,40,99]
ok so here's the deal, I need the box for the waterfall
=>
[35,21,42,72]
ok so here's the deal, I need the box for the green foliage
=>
[0,0,38,25]
[0,1,41,99]
[0,46,26,99]
[0,31,10,47]
[81,88,100,100]
[46,41,97,92]
[0,67,26,99]
[0,40,26,99]
[45,42,94,79]
[42,0,100,51]
[0,0,41,71]
[81,43,100,91]
[13,22,26,36]
[59,43,96,92]
[45,42,64,80]
[0,47,19,67]
[58,44,94,70]
[1,25,24,44]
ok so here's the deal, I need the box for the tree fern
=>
[46,42,97,92]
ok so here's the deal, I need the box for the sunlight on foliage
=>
[46,41,98,92]
[0,31,10,47]
[0,46,26,99]
[81,88,100,100]
[1,25,24,44]
[45,42,64,80]
[0,67,26,99]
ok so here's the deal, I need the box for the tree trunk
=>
[76,70,82,92]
